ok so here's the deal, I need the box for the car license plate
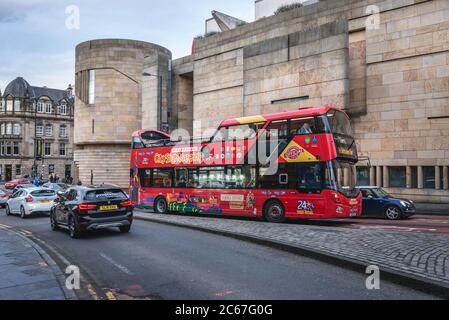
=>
[100,205,118,211]
[40,200,51,204]
[350,207,358,217]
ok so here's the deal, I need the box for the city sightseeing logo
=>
[284,146,303,161]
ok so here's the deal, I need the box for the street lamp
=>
[142,72,164,132]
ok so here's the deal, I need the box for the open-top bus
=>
[130,105,362,222]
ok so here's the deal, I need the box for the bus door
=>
[295,163,327,217]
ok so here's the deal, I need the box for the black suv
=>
[50,186,133,238]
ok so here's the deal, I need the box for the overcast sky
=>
[0,0,254,91]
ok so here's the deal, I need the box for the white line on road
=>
[100,253,133,275]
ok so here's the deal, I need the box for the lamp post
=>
[142,72,164,132]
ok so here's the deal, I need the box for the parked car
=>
[12,184,36,194]
[51,186,133,239]
[356,187,416,220]
[5,188,57,219]
[5,178,33,190]
[0,190,9,208]
[43,183,70,192]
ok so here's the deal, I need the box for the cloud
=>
[0,0,51,22]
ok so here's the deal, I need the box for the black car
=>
[357,187,416,220]
[51,186,133,238]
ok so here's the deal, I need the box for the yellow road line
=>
[87,284,100,300]
[105,291,117,300]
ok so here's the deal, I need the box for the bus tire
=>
[154,197,168,214]
[264,200,285,223]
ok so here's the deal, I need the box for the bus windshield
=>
[327,110,354,137]
[326,160,358,197]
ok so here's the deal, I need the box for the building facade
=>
[170,0,449,203]
[0,77,74,182]
[74,39,172,187]
[74,0,449,203]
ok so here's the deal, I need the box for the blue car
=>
[356,187,416,220]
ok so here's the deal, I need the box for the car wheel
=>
[5,205,11,216]
[50,212,59,231]
[68,216,82,239]
[119,225,131,233]
[385,206,402,220]
[264,200,285,223]
[154,197,168,214]
[20,206,27,219]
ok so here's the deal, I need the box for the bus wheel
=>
[154,197,168,214]
[264,200,285,223]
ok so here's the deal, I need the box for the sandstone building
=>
[75,0,449,203]
[0,77,74,181]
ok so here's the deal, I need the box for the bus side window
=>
[290,117,316,135]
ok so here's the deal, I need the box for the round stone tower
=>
[74,39,172,187]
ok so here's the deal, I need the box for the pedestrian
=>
[33,177,39,187]
[77,180,83,186]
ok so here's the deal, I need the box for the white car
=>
[5,188,57,219]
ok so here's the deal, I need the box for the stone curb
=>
[134,213,449,299]
[0,227,77,300]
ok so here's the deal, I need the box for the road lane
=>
[0,210,439,300]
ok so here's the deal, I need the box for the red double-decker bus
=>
[130,105,362,222]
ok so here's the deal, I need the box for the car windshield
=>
[373,188,390,198]
[84,189,128,201]
[31,190,56,197]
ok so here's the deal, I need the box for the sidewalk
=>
[135,210,449,295]
[0,227,68,300]
[415,203,449,215]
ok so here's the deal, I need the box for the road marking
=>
[100,253,133,275]
[105,291,117,300]
[358,225,438,233]
[87,284,100,300]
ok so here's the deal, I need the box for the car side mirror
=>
[367,195,373,199]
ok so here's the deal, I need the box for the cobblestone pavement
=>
[0,225,67,300]
[135,211,449,290]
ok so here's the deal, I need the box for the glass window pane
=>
[88,70,95,104]
[389,167,406,188]
[152,169,173,188]
[423,166,435,189]
[357,167,370,186]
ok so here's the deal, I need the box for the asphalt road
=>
[0,209,439,300]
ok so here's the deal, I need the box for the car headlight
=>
[400,201,409,207]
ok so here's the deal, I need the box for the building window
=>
[59,143,66,156]
[15,165,21,176]
[423,166,436,189]
[13,123,21,136]
[357,167,370,186]
[6,142,12,156]
[44,143,52,156]
[13,142,19,156]
[6,123,12,135]
[37,102,44,113]
[36,125,44,137]
[0,142,4,155]
[13,100,21,112]
[45,102,53,114]
[389,167,406,188]
[88,69,95,104]
[0,124,5,135]
[59,102,67,115]
[45,124,53,137]
[59,125,67,138]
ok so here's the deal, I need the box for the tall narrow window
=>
[88,70,95,105]
[44,143,52,156]
[6,123,12,135]
[59,125,67,138]
[59,143,66,156]
[13,123,21,136]
[36,125,44,137]
[45,124,53,137]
